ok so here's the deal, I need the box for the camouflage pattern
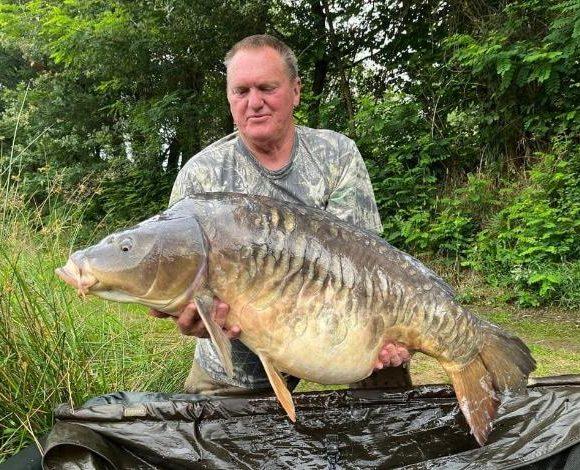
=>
[170,125,382,388]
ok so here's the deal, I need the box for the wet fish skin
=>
[56,192,536,445]
[201,194,481,374]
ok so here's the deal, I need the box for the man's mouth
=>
[247,114,270,121]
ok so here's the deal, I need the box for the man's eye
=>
[234,88,248,95]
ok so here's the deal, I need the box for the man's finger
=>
[377,342,411,367]
[397,347,411,362]
[213,300,230,327]
[379,348,391,360]
[149,309,170,318]
[161,299,238,339]
[389,356,403,367]
[213,299,241,339]
[175,303,203,336]
[226,325,241,340]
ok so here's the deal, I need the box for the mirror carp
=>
[56,192,536,445]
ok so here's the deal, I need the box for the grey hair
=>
[224,34,299,80]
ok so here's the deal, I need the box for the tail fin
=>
[445,358,499,445]
[444,324,536,446]
[479,323,536,393]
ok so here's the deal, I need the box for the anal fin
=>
[257,352,296,422]
[194,294,233,377]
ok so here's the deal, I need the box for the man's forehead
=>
[226,47,289,83]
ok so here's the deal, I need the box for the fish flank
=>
[331,254,344,293]
[418,295,435,333]
[363,269,374,312]
[376,270,389,306]
[439,308,460,345]
[390,283,409,328]
[274,238,309,312]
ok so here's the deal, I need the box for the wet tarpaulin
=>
[41,376,580,469]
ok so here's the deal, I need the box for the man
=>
[151,34,411,394]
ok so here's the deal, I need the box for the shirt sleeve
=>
[169,162,204,205]
[326,138,383,234]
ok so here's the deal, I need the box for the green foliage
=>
[91,158,176,229]
[343,0,579,306]
[442,0,580,157]
[467,142,580,306]
[0,0,271,231]
[353,93,445,244]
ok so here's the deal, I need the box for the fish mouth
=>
[55,258,98,297]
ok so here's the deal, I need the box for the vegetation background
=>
[0,0,578,461]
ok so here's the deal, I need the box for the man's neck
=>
[241,125,296,171]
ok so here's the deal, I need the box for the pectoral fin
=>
[194,295,233,377]
[257,352,296,422]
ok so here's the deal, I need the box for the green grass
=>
[477,308,579,377]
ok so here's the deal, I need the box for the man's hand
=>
[373,342,411,371]
[149,299,241,339]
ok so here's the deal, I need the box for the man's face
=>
[226,47,300,145]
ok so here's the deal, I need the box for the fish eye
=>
[120,238,133,252]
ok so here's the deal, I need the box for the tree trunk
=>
[321,0,354,121]
[166,137,180,173]
[178,70,205,167]
[308,0,329,129]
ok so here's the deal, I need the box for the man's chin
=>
[241,127,276,143]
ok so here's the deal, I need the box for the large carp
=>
[56,193,535,445]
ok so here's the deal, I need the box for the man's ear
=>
[293,78,301,107]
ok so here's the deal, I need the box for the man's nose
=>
[247,89,264,109]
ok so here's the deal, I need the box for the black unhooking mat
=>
[16,376,580,469]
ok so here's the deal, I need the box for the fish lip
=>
[55,259,98,296]
[55,266,80,289]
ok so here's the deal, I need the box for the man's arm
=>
[326,138,383,234]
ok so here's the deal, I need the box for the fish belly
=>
[230,299,385,384]
[272,328,380,384]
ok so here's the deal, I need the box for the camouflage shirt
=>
[170,125,382,388]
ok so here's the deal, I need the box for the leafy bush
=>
[467,141,580,306]
[88,158,175,230]
[443,0,580,160]
[353,93,448,244]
